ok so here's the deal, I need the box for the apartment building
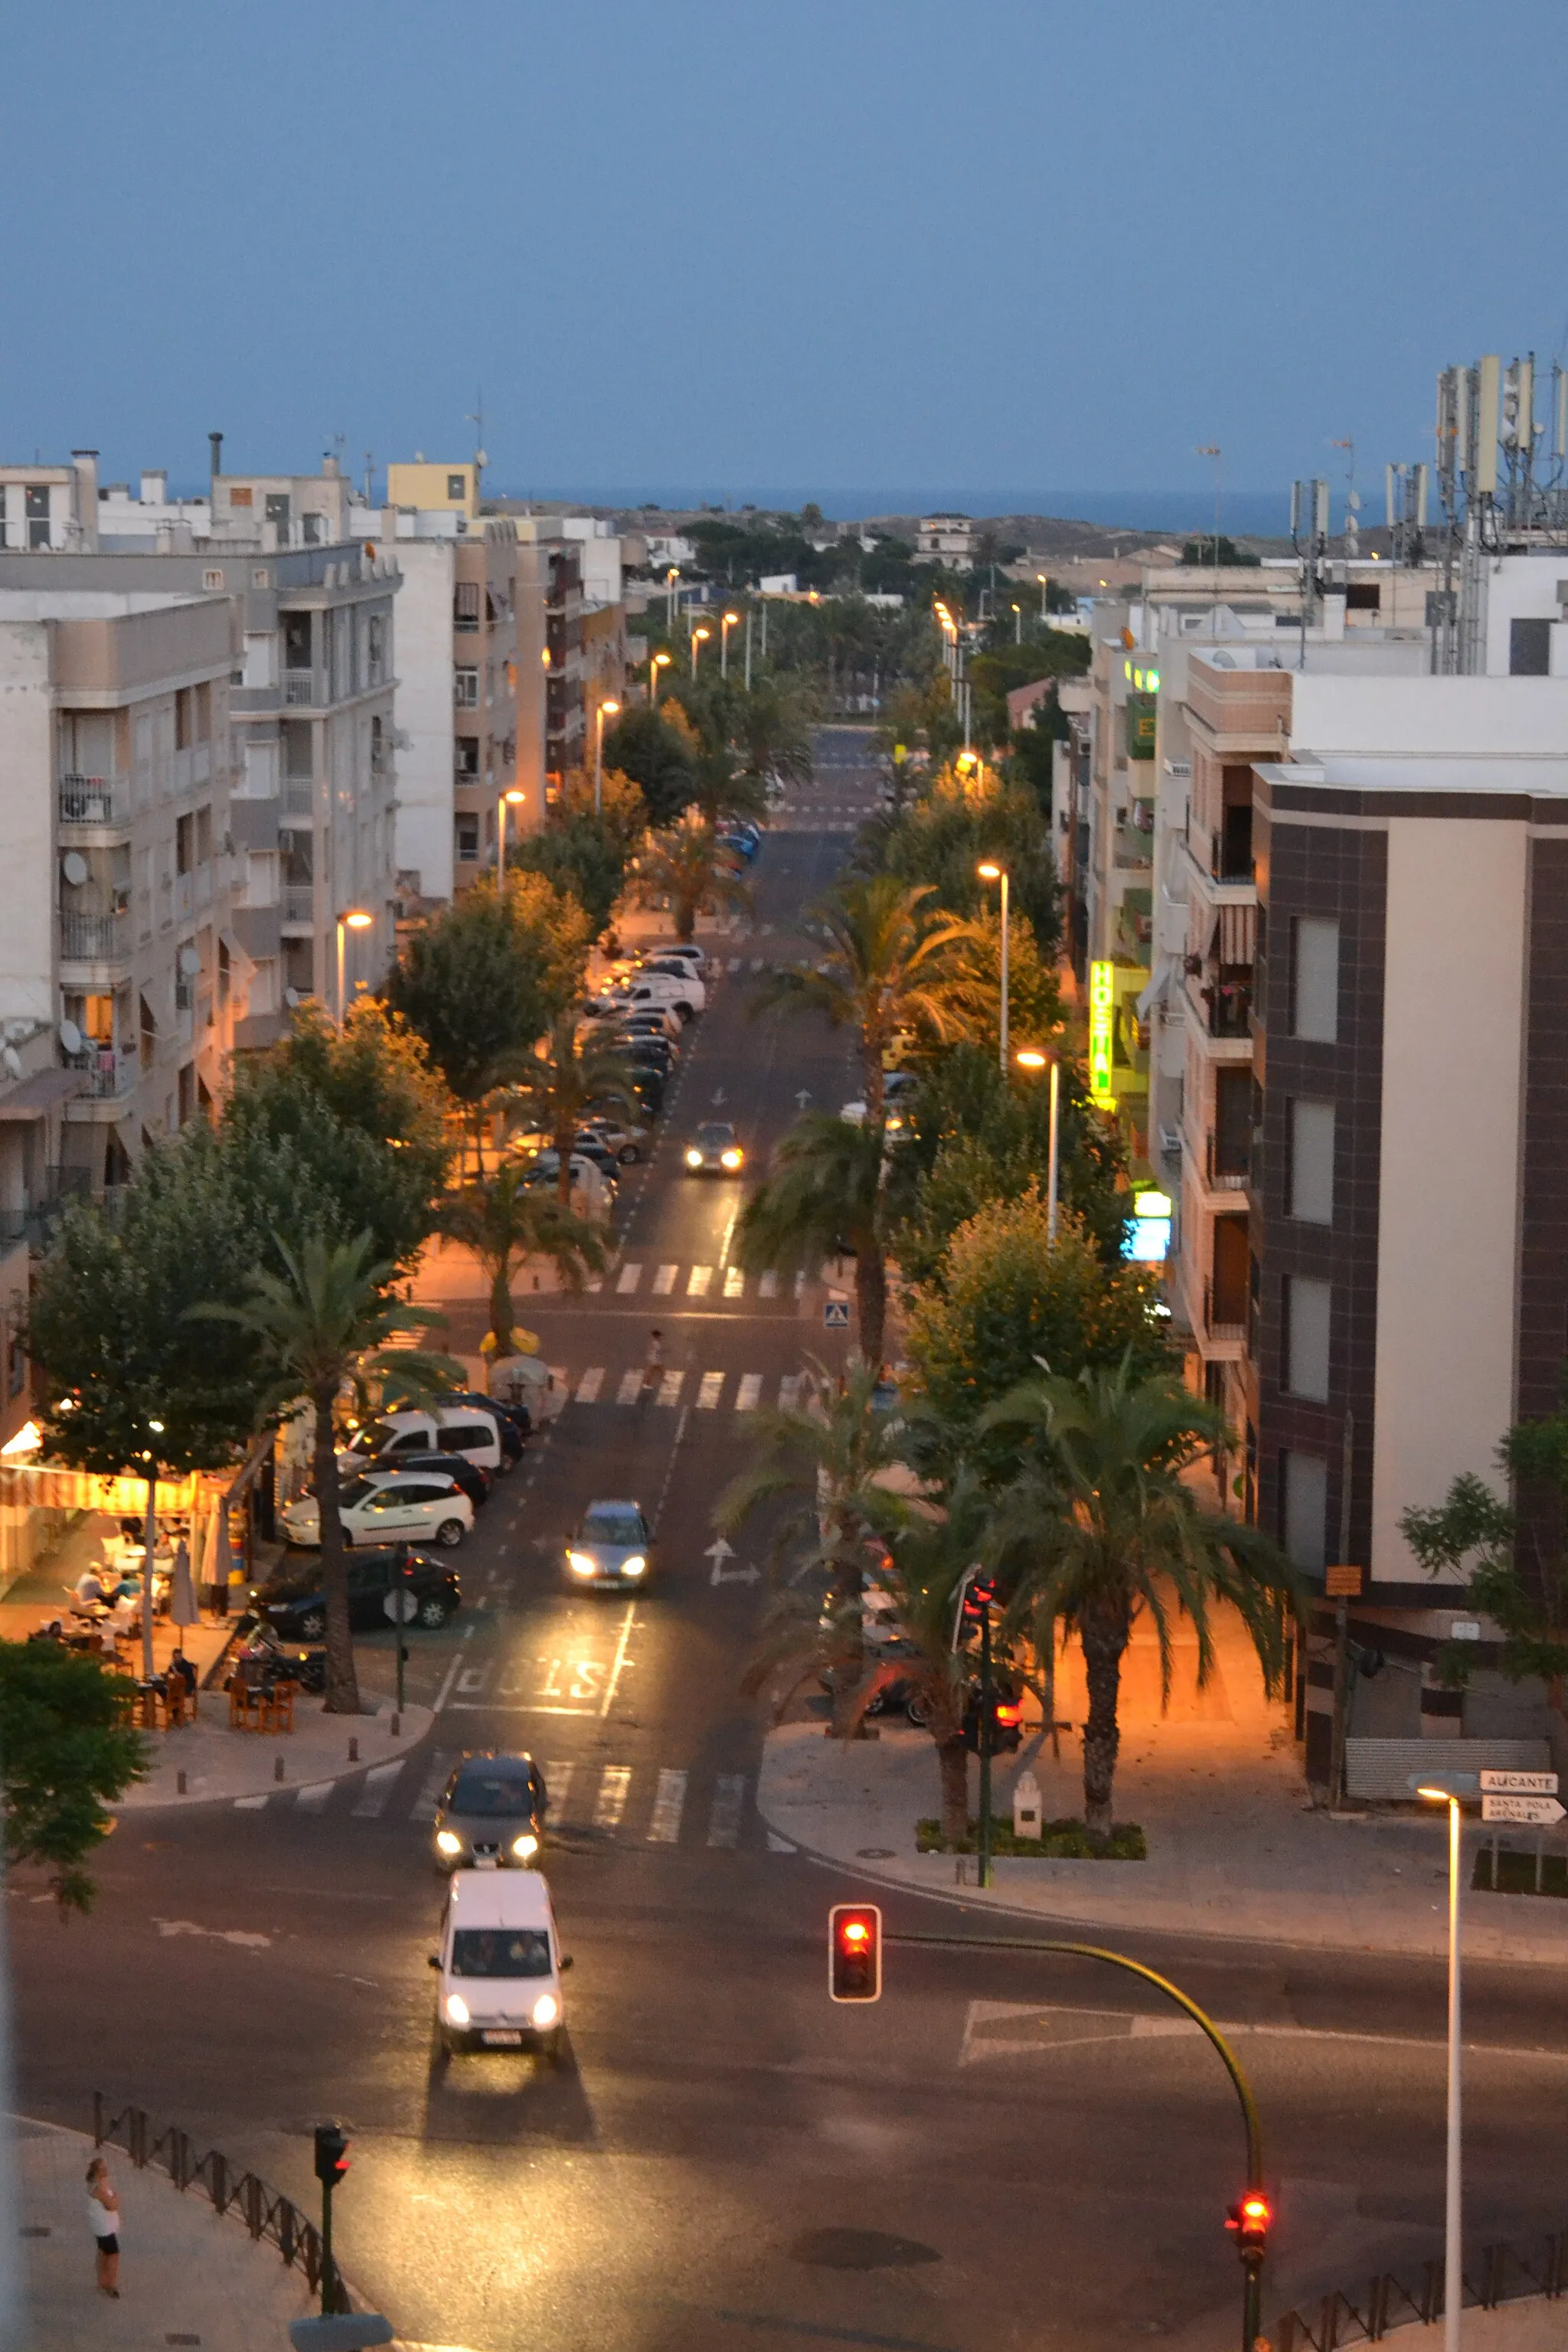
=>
[914,515,979,566]
[0,453,100,552]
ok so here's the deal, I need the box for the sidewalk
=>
[758,1605,1568,1965]
[15,2111,314,2350]
[114,1696,434,1810]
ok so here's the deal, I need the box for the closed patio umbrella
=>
[169,1537,198,1628]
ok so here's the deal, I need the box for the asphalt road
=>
[13,728,1568,2352]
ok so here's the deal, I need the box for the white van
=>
[430,1867,569,2058]
[340,1406,504,1477]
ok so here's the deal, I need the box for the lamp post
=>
[744,607,753,690]
[649,650,671,705]
[335,908,374,1030]
[665,566,680,628]
[977,861,1009,1074]
[690,623,710,678]
[140,1419,164,1685]
[496,786,526,876]
[1037,570,1050,622]
[593,699,619,816]
[720,610,740,679]
[1415,1771,1477,2352]
[1015,1047,1060,1243]
[1011,601,1021,645]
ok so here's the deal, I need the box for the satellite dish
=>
[178,945,200,978]
[2,1047,20,1080]
[284,986,300,1009]
[58,1019,83,1057]
[60,851,89,887]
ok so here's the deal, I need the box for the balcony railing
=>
[60,910,130,963]
[68,1047,134,1100]
[283,779,315,818]
[283,670,322,707]
[1205,1130,1250,1190]
[282,885,315,925]
[0,1165,91,1250]
[1203,982,1252,1039]
[59,774,128,827]
[1204,1279,1248,1343]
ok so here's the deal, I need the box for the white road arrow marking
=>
[795,1089,812,1109]
[706,1538,761,1588]
[712,1086,727,1105]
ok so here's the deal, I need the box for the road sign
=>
[383,1586,418,1624]
[1481,1794,1565,1826]
[1479,1769,1559,1795]
[1325,1563,1362,1597]
[824,1300,851,1330]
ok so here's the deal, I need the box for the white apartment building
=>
[0,453,101,552]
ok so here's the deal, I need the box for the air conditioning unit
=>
[1158,1125,1182,1158]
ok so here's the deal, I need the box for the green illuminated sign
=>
[1089,961,1116,1103]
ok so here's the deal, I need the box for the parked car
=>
[280,1471,474,1551]
[447,1389,530,1452]
[684,1121,744,1174]
[637,942,704,975]
[518,1152,616,1214]
[578,1118,650,1166]
[341,1406,505,1479]
[433,1749,549,1872]
[564,1499,654,1589]
[253,1544,461,1638]
[369,1449,489,1511]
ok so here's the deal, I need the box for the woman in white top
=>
[86,2155,119,2297]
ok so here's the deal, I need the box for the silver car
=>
[433,1752,548,1872]
[564,1500,654,1590]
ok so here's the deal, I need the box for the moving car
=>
[252,1544,461,1638]
[564,1500,654,1589]
[279,1470,473,1550]
[368,1449,489,1510]
[433,1750,549,1871]
[430,1866,569,2058]
[341,1406,505,1479]
[684,1120,744,1174]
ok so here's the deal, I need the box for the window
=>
[175,814,194,875]
[454,668,479,708]
[450,1929,550,1979]
[301,513,322,545]
[1510,616,1552,676]
[368,614,384,681]
[456,813,479,862]
[1287,1099,1334,1224]
[1345,583,1381,612]
[1281,1452,1328,1573]
[1290,916,1338,1043]
[446,473,466,500]
[370,717,384,773]
[454,582,481,632]
[1285,1275,1331,1401]
[230,486,254,508]
[455,737,479,778]
[1213,1067,1251,1178]
[194,805,212,865]
[265,492,290,527]
[283,612,312,672]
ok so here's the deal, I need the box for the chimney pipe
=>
[208,432,223,487]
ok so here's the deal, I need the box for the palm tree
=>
[717,1354,919,1738]
[633,819,752,942]
[509,1012,641,1206]
[981,1357,1300,1842]
[439,1161,606,1354]
[736,1112,892,1365]
[750,874,968,1128]
[736,677,814,789]
[203,1232,456,1716]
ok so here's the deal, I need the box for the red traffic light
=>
[828,1903,883,2003]
[994,1700,1023,1726]
[313,2123,350,2189]
[1226,2194,1271,2255]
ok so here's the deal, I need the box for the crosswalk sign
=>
[824,1300,851,1329]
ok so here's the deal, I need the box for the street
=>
[15,728,1568,2352]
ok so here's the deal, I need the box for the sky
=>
[6,2,1568,522]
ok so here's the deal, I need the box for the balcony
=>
[1204,1129,1250,1191]
[67,1047,135,1101]
[282,885,315,926]
[1203,1278,1248,1344]
[283,670,323,708]
[59,774,129,828]
[1202,979,1253,1039]
[59,910,130,965]
[0,1165,91,1250]
[283,778,315,818]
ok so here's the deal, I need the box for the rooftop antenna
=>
[1196,444,1222,632]
[1289,476,1330,670]
[466,390,485,489]
[364,449,375,505]
[1331,438,1358,564]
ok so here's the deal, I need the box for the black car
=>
[371,1449,489,1509]
[612,1033,677,1075]
[253,1545,461,1639]
[448,1390,529,1452]
[625,1070,665,1118]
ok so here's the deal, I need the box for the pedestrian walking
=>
[86,2154,119,2297]
[640,1328,665,1402]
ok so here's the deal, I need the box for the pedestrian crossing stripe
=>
[723,1266,744,1298]
[575,1367,603,1403]
[351,1760,405,1818]
[616,1368,642,1405]
[758,1271,778,1298]
[587,1262,818,1303]
[655,1367,683,1407]
[735,1374,762,1412]
[594,1764,632,1829]
[616,1263,642,1294]
[648,1768,686,1843]
[688,1265,712,1296]
[652,1263,677,1295]
[567,1370,808,1413]
[696,1371,724,1409]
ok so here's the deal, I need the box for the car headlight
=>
[720,1149,743,1168]
[620,1554,646,1578]
[567,1550,598,1577]
[531,1993,559,2029]
[444,1992,470,2027]
[435,1830,462,1856]
[684,1148,704,1168]
[511,1832,539,1859]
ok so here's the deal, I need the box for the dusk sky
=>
[7,1,1566,519]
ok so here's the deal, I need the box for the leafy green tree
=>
[737,1113,892,1365]
[903,1187,1171,1479]
[0,1645,148,1912]
[600,703,697,829]
[983,1359,1296,1840]
[1401,1413,1568,1704]
[439,1164,605,1356]
[510,768,648,942]
[201,1232,455,1716]
[970,633,1089,746]
[735,676,815,788]
[632,820,752,942]
[509,1011,642,1205]
[866,769,1060,952]
[750,875,968,1128]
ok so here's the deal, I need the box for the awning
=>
[0,1067,85,1122]
[1217,903,1256,967]
[1136,955,1176,1021]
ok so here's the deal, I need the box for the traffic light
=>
[828,1903,882,2002]
[962,1681,1025,1755]
[959,1574,997,1629]
[1226,2192,1270,2259]
[313,2124,350,2190]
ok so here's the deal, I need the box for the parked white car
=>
[280,1469,474,1550]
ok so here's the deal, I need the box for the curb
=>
[114,1700,436,1812]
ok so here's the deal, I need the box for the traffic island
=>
[113,1695,434,1809]
[916,1814,1148,1859]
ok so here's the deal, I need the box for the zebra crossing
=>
[570,1364,810,1413]
[606,1261,801,1302]
[230,1749,756,1850]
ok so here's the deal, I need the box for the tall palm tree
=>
[736,677,814,789]
[510,1012,641,1206]
[716,1354,918,1738]
[439,1162,606,1354]
[202,1232,456,1716]
[750,874,968,1128]
[981,1357,1299,1841]
[736,1112,892,1365]
[633,820,752,943]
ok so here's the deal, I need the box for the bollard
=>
[390,1713,400,1737]
[274,1753,285,1782]
[348,1736,359,1763]
[176,1769,187,1796]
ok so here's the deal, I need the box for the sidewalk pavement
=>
[757,1604,1568,1965]
[114,1696,434,1811]
[15,2110,314,2350]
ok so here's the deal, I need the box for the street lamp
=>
[1011,601,1021,645]
[1036,570,1050,622]
[665,566,680,628]
[496,786,526,875]
[650,651,672,705]
[720,610,740,679]
[977,861,1009,1075]
[335,908,374,1030]
[1015,1049,1061,1244]
[594,698,620,816]
[690,623,711,678]
[1414,1770,1478,2352]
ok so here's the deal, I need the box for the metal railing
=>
[1275,2230,1568,2348]
[1205,983,1252,1039]
[1204,1277,1248,1341]
[58,774,126,826]
[59,910,129,962]
[283,777,315,817]
[283,669,321,707]
[92,2096,325,2297]
[68,1048,133,1100]
[1205,1129,1250,1189]
[282,884,315,925]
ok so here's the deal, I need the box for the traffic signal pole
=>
[977,1602,994,1890]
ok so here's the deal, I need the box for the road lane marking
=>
[351,1761,407,1818]
[735,1374,762,1411]
[697,1371,724,1409]
[648,1769,688,1843]
[723,1266,745,1298]
[758,1270,779,1298]
[688,1265,713,1296]
[616,1263,643,1294]
[594,1765,632,1829]
[652,1263,677,1295]
[410,1754,456,1821]
[575,1367,604,1403]
[544,1760,574,1820]
[616,1369,642,1405]
[295,1782,334,1814]
[707,1775,746,1848]
[456,1664,491,1697]
[655,1368,684,1406]
[601,1599,639,1717]
[956,2000,1568,2069]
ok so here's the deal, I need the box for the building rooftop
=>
[0,588,210,621]
[1266,752,1568,799]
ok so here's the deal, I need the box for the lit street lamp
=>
[977,861,1009,1074]
[720,610,740,678]
[335,907,374,1030]
[594,698,620,816]
[1415,1771,1478,2352]
[690,624,711,678]
[1015,1048,1060,1243]
[1011,601,1021,645]
[1036,570,1050,622]
[650,651,671,704]
[496,786,526,875]
[665,566,680,628]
